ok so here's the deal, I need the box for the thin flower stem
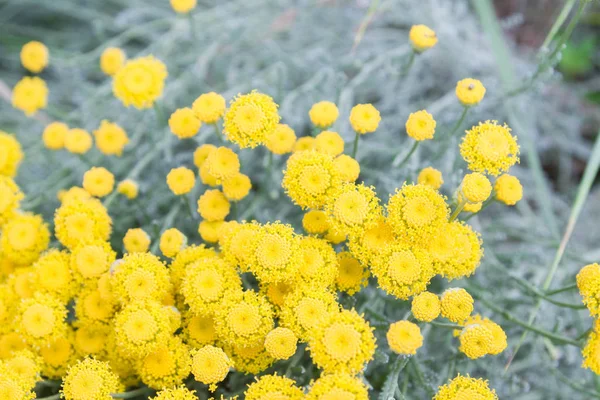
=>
[462,197,494,221]
[449,198,467,222]
[153,102,167,127]
[231,201,238,221]
[577,327,593,341]
[102,191,118,209]
[395,141,419,170]
[428,321,463,330]
[150,202,182,254]
[112,387,152,399]
[510,275,586,310]
[546,283,578,296]
[352,131,360,158]
[214,122,225,142]
[445,107,469,138]
[401,51,416,76]
[188,13,198,41]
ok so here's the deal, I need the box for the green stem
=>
[395,141,419,170]
[445,107,469,138]
[540,0,577,51]
[462,197,494,221]
[577,327,593,342]
[351,131,360,158]
[188,13,197,41]
[546,283,578,296]
[150,202,182,254]
[449,198,467,222]
[153,102,167,127]
[429,321,463,330]
[112,387,152,399]
[102,191,118,209]
[231,201,238,221]
[401,51,416,76]
[510,275,586,310]
[214,122,225,142]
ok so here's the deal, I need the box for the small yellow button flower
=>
[417,167,443,189]
[83,167,115,198]
[440,288,474,323]
[169,107,201,139]
[0,131,24,177]
[94,120,129,156]
[309,101,339,128]
[43,122,68,150]
[223,91,280,148]
[461,172,492,204]
[409,24,437,52]
[302,210,329,234]
[411,291,440,322]
[117,179,139,199]
[191,345,232,388]
[197,189,230,221]
[334,154,360,182]
[160,228,186,258]
[113,56,168,109]
[193,144,217,168]
[20,41,49,73]
[406,110,436,141]
[62,358,121,400]
[65,128,93,154]
[315,130,345,156]
[198,220,224,243]
[494,174,523,206]
[204,147,240,181]
[456,78,486,106]
[265,123,297,155]
[264,327,297,360]
[100,47,126,76]
[171,0,197,13]
[12,76,48,116]
[459,324,493,359]
[192,92,226,124]
[434,375,498,399]
[123,228,151,253]
[222,172,252,201]
[387,320,423,355]
[293,136,316,152]
[167,167,196,195]
[460,120,519,176]
[349,103,381,134]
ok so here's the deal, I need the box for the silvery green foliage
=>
[0,0,596,398]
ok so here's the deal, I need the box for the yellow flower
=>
[197,189,230,221]
[411,291,440,322]
[70,241,115,281]
[191,345,232,388]
[458,315,506,355]
[123,228,151,253]
[167,167,195,195]
[205,147,240,181]
[169,244,218,291]
[160,228,186,258]
[151,387,198,400]
[222,172,251,201]
[169,108,201,139]
[223,91,280,148]
[333,154,360,182]
[0,176,23,227]
[458,324,493,359]
[198,220,225,243]
[262,281,293,309]
[1,213,50,266]
[440,288,474,323]
[18,293,67,347]
[577,263,600,316]
[387,320,423,355]
[12,76,48,116]
[244,374,303,400]
[418,166,443,189]
[347,217,395,267]
[183,312,217,347]
[349,103,381,134]
[308,309,376,374]
[409,24,437,52]
[324,229,346,244]
[265,123,297,154]
[74,286,115,324]
[43,122,68,150]
[0,131,24,177]
[193,144,217,168]
[280,287,339,341]
[315,130,344,156]
[73,322,110,357]
[54,198,112,249]
[249,222,302,284]
[65,128,93,154]
[113,56,168,109]
[302,210,330,234]
[33,249,76,302]
[264,327,297,360]
[93,120,129,156]
[433,375,498,400]
[457,192,482,213]
[293,136,316,152]
[309,101,339,129]
[0,362,36,400]
[429,221,483,280]
[295,236,338,288]
[461,172,492,203]
[111,252,171,303]
[62,358,121,400]
[83,167,115,198]
[583,331,600,374]
[4,349,41,389]
[138,336,191,390]
[100,47,126,76]
[306,373,369,400]
[460,120,519,176]
[171,0,197,13]
[406,110,436,141]
[117,179,139,199]
[192,92,226,124]
[336,252,369,295]
[324,183,382,236]
[494,174,523,206]
[20,41,49,73]
[455,78,486,106]
[223,342,274,375]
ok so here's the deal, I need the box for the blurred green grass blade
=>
[540,0,577,52]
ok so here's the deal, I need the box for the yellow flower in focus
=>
[315,130,344,156]
[223,91,280,148]
[62,358,121,400]
[458,324,493,359]
[0,131,24,177]
[336,252,369,295]
[460,120,519,176]
[93,120,129,156]
[418,166,443,190]
[169,244,218,291]
[224,342,274,375]
[54,198,112,249]
[265,123,297,154]
[191,345,232,388]
[494,174,523,206]
[250,222,302,284]
[20,41,49,73]
[138,336,191,390]
[222,173,251,201]
[429,221,483,280]
[293,136,316,152]
[440,288,474,323]
[65,128,93,154]
[305,373,369,400]
[18,293,67,346]
[43,122,68,150]
[409,24,437,52]
[114,301,172,358]
[112,252,172,306]
[169,108,201,139]
[1,213,50,266]
[197,189,230,221]
[387,320,423,355]
[167,167,196,195]
[349,103,381,134]
[583,331,600,374]
[198,220,225,243]
[325,183,382,236]
[117,179,139,199]
[12,76,48,116]
[100,47,126,76]
[152,387,198,400]
[333,154,360,182]
[406,110,436,141]
[123,228,151,253]
[244,374,303,400]
[160,228,186,258]
[83,167,115,198]
[309,101,339,129]
[113,56,168,109]
[171,0,197,13]
[264,327,297,360]
[577,263,600,316]
[411,291,440,322]
[459,315,507,356]
[205,147,240,181]
[192,92,226,124]
[461,172,491,204]
[280,287,339,341]
[455,78,486,106]
[194,144,217,168]
[433,375,498,400]
[302,210,329,234]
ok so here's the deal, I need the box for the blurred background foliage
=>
[1,0,599,398]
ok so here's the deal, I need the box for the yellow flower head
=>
[418,166,443,190]
[65,128,93,154]
[12,76,48,116]
[18,293,67,347]
[192,92,226,124]
[387,320,423,355]
[409,24,437,52]
[264,327,297,360]
[309,101,339,129]
[295,236,338,288]
[458,315,507,356]
[280,286,339,341]
[93,120,129,156]
[302,210,329,234]
[245,374,303,400]
[458,324,493,359]
[349,103,381,134]
[460,172,491,204]
[325,228,346,245]
[456,78,486,106]
[306,373,369,400]
[333,154,360,183]
[4,349,41,389]
[151,387,198,400]
[0,176,23,227]
[0,132,24,177]
[54,198,112,249]
[193,144,217,168]
[191,345,232,388]
[117,179,139,199]
[440,288,474,323]
[223,91,280,148]
[308,309,376,374]
[183,312,217,347]
[83,167,115,198]
[460,120,519,176]
[73,321,111,358]
[111,252,171,303]
[113,56,168,109]
[167,167,196,195]
[138,336,191,390]
[169,244,218,291]
[325,183,382,237]
[347,217,395,267]
[20,41,49,73]
[62,358,121,400]
[1,213,50,266]
[43,122,69,150]
[293,136,316,152]
[123,228,151,253]
[583,331,600,374]
[315,130,345,156]
[433,375,498,400]
[100,47,126,76]
[336,252,369,296]
[223,342,274,375]
[205,147,241,181]
[249,222,301,284]
[169,108,201,139]
[494,174,523,206]
[265,123,297,155]
[160,228,186,258]
[577,263,600,316]
[222,173,251,201]
[33,249,75,302]
[406,110,436,141]
[171,0,197,13]
[198,220,225,243]
[282,150,342,209]
[197,189,230,221]
[411,291,441,322]
[70,241,115,281]
[429,221,483,280]
[74,286,116,324]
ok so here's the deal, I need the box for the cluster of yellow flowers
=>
[0,21,536,400]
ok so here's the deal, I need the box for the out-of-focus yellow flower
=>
[100,47,126,76]
[12,76,48,116]
[171,0,197,13]
[406,110,436,141]
[197,189,230,221]
[461,172,492,204]
[456,78,486,106]
[94,120,129,156]
[409,24,437,52]
[169,108,201,139]
[309,101,339,129]
[83,167,115,198]
[123,228,151,253]
[117,179,139,199]
[192,92,226,124]
[387,320,423,355]
[349,104,380,134]
[0,131,24,177]
[315,130,344,156]
[65,128,93,154]
[43,122,68,150]
[293,136,316,152]
[160,228,186,258]
[494,174,523,206]
[167,167,196,195]
[113,56,167,109]
[20,41,49,73]
[222,173,251,201]
[265,123,297,155]
[433,375,498,400]
[418,166,443,189]
[245,374,303,400]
